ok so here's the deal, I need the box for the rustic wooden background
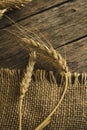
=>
[0,0,87,73]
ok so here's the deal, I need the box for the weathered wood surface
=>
[0,0,87,73]
[0,0,69,28]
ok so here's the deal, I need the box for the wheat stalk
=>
[0,9,6,18]
[19,51,36,130]
[35,72,70,130]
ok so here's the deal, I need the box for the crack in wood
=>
[55,34,87,49]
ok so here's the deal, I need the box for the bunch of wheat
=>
[0,0,32,18]
[19,39,69,130]
[4,17,70,129]
[9,23,70,130]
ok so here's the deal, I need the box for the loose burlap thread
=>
[0,68,87,130]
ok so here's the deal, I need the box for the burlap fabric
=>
[0,68,87,130]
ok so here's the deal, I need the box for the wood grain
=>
[0,0,68,29]
[57,37,87,73]
[0,0,87,46]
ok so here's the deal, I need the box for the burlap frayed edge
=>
[0,68,87,87]
[0,68,87,130]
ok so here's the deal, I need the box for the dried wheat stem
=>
[19,51,36,130]
[35,72,70,130]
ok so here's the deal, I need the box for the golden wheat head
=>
[22,37,69,74]
[19,51,36,130]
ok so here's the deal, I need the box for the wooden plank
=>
[0,32,87,72]
[0,0,87,71]
[0,0,87,47]
[0,0,67,29]
[0,31,29,69]
[57,37,87,73]
[16,0,87,48]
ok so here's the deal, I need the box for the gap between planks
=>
[55,34,87,49]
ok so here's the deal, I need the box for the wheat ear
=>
[22,37,68,74]
[0,9,6,18]
[35,72,70,130]
[19,51,36,130]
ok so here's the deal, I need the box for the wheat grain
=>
[19,51,36,130]
[0,9,6,18]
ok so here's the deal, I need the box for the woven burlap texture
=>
[0,68,87,130]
